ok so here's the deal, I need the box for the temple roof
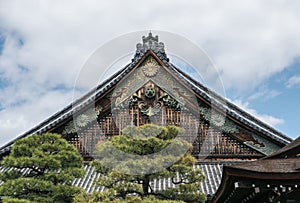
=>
[211,136,300,203]
[228,158,300,173]
[227,136,300,172]
[0,33,297,202]
[0,161,245,197]
[0,33,293,156]
[262,136,300,159]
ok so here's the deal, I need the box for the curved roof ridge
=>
[164,61,292,144]
[0,33,292,156]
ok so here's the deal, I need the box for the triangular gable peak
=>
[50,52,286,160]
[112,54,194,112]
[0,33,292,161]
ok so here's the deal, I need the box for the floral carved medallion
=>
[142,57,159,77]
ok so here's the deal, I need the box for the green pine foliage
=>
[90,124,206,203]
[0,133,85,203]
[74,193,185,203]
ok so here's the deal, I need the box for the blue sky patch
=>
[248,60,300,138]
[17,64,29,73]
[51,84,74,92]
[10,99,27,107]
[0,75,9,89]
[0,33,5,55]
[0,104,4,111]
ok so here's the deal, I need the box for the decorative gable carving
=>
[1,33,290,161]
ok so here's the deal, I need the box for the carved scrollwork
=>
[129,93,143,107]
[159,93,181,110]
[128,90,181,117]
[129,93,162,117]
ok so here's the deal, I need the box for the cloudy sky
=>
[0,0,300,147]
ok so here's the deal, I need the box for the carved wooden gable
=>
[1,33,290,161]
[50,52,282,161]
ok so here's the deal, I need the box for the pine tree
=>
[91,124,206,202]
[0,133,85,203]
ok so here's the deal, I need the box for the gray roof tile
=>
[0,161,250,196]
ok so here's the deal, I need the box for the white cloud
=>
[248,86,281,101]
[232,99,284,127]
[0,0,299,146]
[0,89,80,146]
[286,75,300,88]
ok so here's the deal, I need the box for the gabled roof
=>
[211,136,300,203]
[262,136,300,159]
[70,161,248,197]
[0,160,245,197]
[0,33,293,156]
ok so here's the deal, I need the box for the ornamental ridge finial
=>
[134,32,168,61]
